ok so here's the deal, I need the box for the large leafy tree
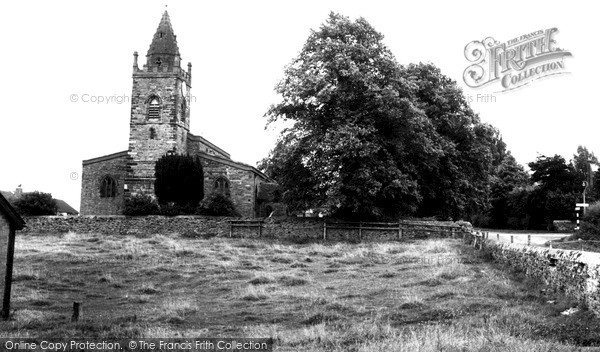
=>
[12,191,57,216]
[261,13,440,219]
[402,63,503,219]
[527,154,579,228]
[261,13,505,220]
[529,155,578,194]
[572,145,598,184]
[572,145,598,203]
[488,153,530,227]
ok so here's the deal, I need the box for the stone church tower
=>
[126,11,192,197]
[80,10,278,217]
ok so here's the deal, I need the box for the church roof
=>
[196,151,274,183]
[147,11,180,57]
[187,133,231,159]
[82,150,129,166]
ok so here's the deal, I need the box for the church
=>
[80,11,276,218]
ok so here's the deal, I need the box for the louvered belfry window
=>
[148,97,160,119]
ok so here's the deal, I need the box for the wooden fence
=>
[229,219,471,241]
[230,220,264,237]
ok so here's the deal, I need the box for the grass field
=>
[2,232,600,351]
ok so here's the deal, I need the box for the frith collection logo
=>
[463,28,572,92]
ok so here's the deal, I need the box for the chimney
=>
[15,185,22,199]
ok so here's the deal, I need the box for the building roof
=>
[147,11,180,57]
[197,151,274,182]
[54,199,79,215]
[0,193,25,230]
[187,133,231,159]
[82,150,129,166]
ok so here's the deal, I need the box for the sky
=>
[0,0,597,211]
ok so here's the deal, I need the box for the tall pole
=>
[583,181,588,216]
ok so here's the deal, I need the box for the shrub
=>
[469,213,492,228]
[579,201,600,239]
[159,202,180,217]
[196,193,241,217]
[158,202,196,216]
[123,194,159,216]
[11,192,57,216]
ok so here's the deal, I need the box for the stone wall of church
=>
[200,158,259,218]
[80,154,128,215]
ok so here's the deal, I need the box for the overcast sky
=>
[0,0,597,211]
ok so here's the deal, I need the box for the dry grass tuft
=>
[240,285,269,301]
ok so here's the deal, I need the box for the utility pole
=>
[583,181,588,216]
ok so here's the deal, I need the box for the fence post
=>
[323,221,327,241]
[71,302,82,322]
[358,222,362,242]
[527,234,531,246]
[510,235,514,244]
[450,227,455,238]
[259,221,263,237]
[398,223,403,241]
[229,222,233,238]
[496,233,499,241]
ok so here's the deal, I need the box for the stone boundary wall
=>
[21,216,234,237]
[20,216,470,242]
[466,232,600,315]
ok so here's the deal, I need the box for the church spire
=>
[146,11,181,70]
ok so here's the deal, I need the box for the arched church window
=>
[150,127,156,139]
[155,57,162,67]
[147,96,160,119]
[100,175,117,198]
[214,176,230,195]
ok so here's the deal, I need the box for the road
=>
[476,231,571,246]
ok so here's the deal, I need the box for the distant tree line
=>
[479,146,597,230]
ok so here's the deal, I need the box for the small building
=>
[54,199,79,216]
[1,187,78,216]
[0,192,25,319]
